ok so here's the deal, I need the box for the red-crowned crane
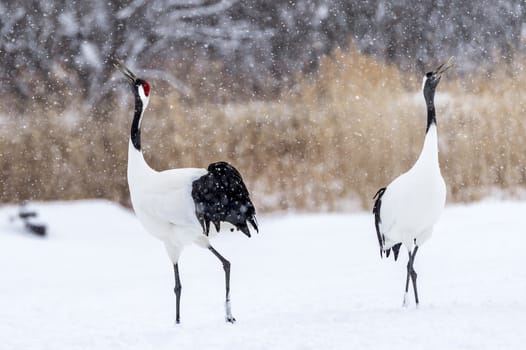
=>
[115,62,258,323]
[373,58,453,307]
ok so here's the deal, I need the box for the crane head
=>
[423,57,454,100]
[114,61,150,104]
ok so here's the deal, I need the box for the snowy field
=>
[1,200,525,349]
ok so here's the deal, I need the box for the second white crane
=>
[373,59,453,307]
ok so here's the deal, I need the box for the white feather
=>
[378,124,446,250]
[127,140,208,255]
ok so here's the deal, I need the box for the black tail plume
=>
[392,243,402,261]
[192,162,258,237]
[373,187,386,258]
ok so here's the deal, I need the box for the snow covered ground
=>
[1,200,525,349]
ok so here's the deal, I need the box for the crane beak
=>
[434,57,454,78]
[113,60,137,83]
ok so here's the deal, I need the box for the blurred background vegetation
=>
[1,0,525,211]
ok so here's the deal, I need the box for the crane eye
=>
[142,82,150,96]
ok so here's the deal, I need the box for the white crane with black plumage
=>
[115,62,258,324]
[373,58,453,307]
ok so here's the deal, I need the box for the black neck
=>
[425,94,436,133]
[131,95,143,151]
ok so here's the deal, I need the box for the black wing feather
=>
[373,187,386,258]
[391,243,402,261]
[373,187,402,261]
[192,162,258,237]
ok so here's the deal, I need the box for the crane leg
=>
[402,246,419,307]
[209,245,236,323]
[410,246,420,306]
[173,263,182,324]
[403,251,412,307]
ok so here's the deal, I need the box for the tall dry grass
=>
[1,49,525,212]
[0,113,130,205]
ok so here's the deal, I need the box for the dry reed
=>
[1,49,525,212]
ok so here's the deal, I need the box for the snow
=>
[1,199,525,349]
[80,41,101,68]
[58,12,78,36]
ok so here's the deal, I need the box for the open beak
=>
[113,60,137,83]
[434,57,454,78]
